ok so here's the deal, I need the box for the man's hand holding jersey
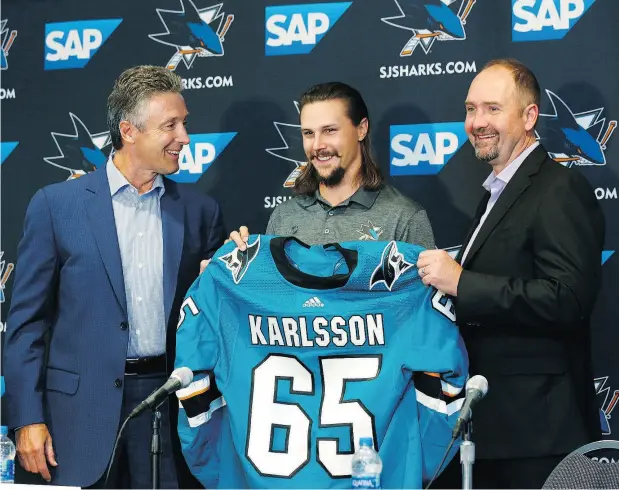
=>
[416,249,462,297]
[200,226,250,274]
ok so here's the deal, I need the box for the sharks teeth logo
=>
[370,241,413,291]
[44,113,111,180]
[219,236,261,284]
[382,0,476,56]
[537,90,616,167]
[150,0,234,71]
[359,221,383,241]
[0,251,14,303]
[595,376,618,435]
[266,101,307,188]
[1,19,17,70]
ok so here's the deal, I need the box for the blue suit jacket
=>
[3,165,226,487]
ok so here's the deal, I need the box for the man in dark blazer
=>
[417,59,604,488]
[3,66,226,488]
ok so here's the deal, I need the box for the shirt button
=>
[120,321,128,330]
[328,211,334,216]
[138,232,144,238]
[324,229,330,234]
[136,329,140,335]
[114,379,123,388]
[137,296,143,302]
[138,263,143,269]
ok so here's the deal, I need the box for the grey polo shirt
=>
[266,184,436,249]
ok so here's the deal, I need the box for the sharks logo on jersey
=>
[266,101,307,188]
[382,0,476,56]
[358,221,383,241]
[44,113,111,180]
[150,0,234,71]
[370,241,413,291]
[595,376,618,435]
[0,251,14,303]
[537,90,616,167]
[1,19,17,70]
[219,236,261,284]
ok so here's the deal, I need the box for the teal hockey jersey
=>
[175,235,468,488]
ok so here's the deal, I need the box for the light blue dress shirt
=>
[107,159,166,358]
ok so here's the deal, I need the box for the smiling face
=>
[464,66,538,170]
[130,91,190,175]
[300,98,367,187]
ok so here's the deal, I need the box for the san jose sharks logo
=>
[382,0,476,56]
[219,236,260,284]
[1,19,17,70]
[595,376,618,435]
[44,113,110,180]
[266,101,307,188]
[537,90,616,167]
[370,241,413,291]
[0,251,14,303]
[150,0,234,71]
[358,221,383,241]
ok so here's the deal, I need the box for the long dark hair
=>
[294,82,383,195]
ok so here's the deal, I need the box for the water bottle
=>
[0,426,16,484]
[351,437,382,489]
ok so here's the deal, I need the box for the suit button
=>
[120,321,128,330]
[114,378,123,388]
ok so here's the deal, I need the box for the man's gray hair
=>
[107,65,183,150]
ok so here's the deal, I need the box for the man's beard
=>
[473,130,500,162]
[475,144,499,162]
[316,166,345,187]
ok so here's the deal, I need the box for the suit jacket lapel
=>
[461,145,547,268]
[85,166,127,315]
[161,178,184,326]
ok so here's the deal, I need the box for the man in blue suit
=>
[3,65,226,488]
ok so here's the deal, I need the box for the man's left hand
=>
[417,249,462,296]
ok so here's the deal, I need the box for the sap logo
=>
[390,122,467,175]
[265,2,352,56]
[0,141,18,165]
[602,251,614,265]
[44,19,122,70]
[170,132,236,183]
[512,0,596,42]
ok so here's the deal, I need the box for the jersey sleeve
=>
[174,269,224,488]
[406,287,469,483]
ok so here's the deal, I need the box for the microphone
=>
[452,375,489,438]
[128,367,193,419]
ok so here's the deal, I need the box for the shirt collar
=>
[299,186,381,209]
[106,156,165,198]
[482,141,539,192]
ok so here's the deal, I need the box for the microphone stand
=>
[150,407,162,489]
[460,420,475,490]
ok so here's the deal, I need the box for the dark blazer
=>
[3,164,226,487]
[455,144,604,460]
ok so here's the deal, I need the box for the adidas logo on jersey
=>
[302,296,324,307]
